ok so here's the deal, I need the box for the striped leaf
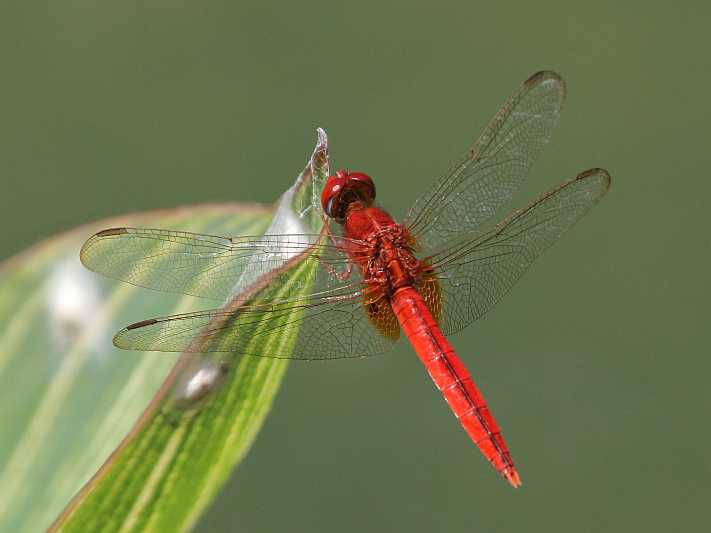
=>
[0,130,331,532]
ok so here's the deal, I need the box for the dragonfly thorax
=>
[362,228,421,295]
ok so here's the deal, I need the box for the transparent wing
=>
[405,71,566,251]
[80,227,360,302]
[113,295,397,360]
[89,227,398,359]
[427,169,610,335]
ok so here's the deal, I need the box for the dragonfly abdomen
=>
[390,286,521,487]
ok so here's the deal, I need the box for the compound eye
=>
[320,171,376,221]
[324,192,344,220]
[321,178,346,220]
[347,172,376,204]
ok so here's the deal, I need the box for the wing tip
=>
[80,227,129,269]
[95,227,129,237]
[577,168,612,194]
[525,70,566,98]
[112,331,127,349]
[113,318,158,350]
[125,318,159,330]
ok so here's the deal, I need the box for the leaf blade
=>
[49,131,331,532]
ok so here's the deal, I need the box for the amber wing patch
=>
[417,265,443,324]
[363,287,400,341]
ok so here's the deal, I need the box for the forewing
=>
[406,71,566,250]
[80,227,357,302]
[429,169,610,335]
[113,296,397,360]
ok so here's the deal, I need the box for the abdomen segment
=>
[390,286,521,487]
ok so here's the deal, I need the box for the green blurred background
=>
[1,1,709,532]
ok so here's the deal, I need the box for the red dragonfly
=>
[81,71,610,487]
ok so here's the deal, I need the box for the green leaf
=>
[0,130,331,532]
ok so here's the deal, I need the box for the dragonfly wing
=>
[405,71,566,249]
[80,227,356,302]
[113,295,397,360]
[428,169,610,335]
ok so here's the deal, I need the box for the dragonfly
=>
[80,71,610,487]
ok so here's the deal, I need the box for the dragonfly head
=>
[321,170,376,223]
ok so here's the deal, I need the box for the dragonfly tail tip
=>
[504,468,522,488]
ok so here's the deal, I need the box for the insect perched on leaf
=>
[81,71,610,487]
